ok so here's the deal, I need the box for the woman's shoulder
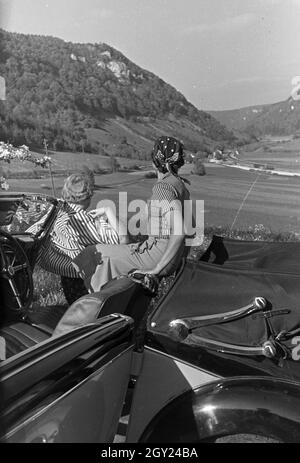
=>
[152,179,178,201]
[155,175,190,199]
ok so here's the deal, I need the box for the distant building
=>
[211,149,239,163]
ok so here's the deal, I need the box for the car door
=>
[0,314,134,443]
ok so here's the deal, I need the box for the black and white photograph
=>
[1,0,300,446]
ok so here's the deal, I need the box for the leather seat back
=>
[0,323,49,359]
[53,276,152,337]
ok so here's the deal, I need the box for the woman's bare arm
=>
[132,208,185,276]
[151,208,184,274]
[104,207,129,244]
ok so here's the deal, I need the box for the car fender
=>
[139,376,300,442]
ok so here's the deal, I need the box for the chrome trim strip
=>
[1,314,132,381]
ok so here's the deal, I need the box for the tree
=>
[192,158,206,176]
[195,150,208,161]
[110,154,119,173]
[98,145,107,156]
[81,165,95,190]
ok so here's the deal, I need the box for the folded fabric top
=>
[200,235,300,274]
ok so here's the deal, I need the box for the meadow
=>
[240,136,300,172]
[7,160,300,234]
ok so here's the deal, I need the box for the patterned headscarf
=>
[151,136,189,183]
[151,136,184,171]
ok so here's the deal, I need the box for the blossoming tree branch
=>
[0,142,52,190]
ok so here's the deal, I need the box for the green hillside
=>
[0,29,236,159]
[209,97,300,137]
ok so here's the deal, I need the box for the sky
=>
[1,0,300,111]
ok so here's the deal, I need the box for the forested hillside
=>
[0,29,236,158]
[210,97,300,137]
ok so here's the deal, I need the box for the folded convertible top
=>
[200,235,300,274]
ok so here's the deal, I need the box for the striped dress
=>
[26,202,119,277]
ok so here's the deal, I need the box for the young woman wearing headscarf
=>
[73,136,191,292]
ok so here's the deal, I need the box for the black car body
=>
[1,193,300,443]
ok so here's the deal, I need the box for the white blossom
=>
[0,142,52,190]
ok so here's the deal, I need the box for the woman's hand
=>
[89,207,107,218]
[91,204,130,244]
[128,269,159,294]
[129,268,157,276]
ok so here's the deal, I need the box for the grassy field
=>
[3,135,300,235]
[1,149,151,178]
[7,160,300,234]
[240,136,300,172]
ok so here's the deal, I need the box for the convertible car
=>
[1,192,300,443]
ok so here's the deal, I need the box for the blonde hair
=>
[61,174,92,203]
